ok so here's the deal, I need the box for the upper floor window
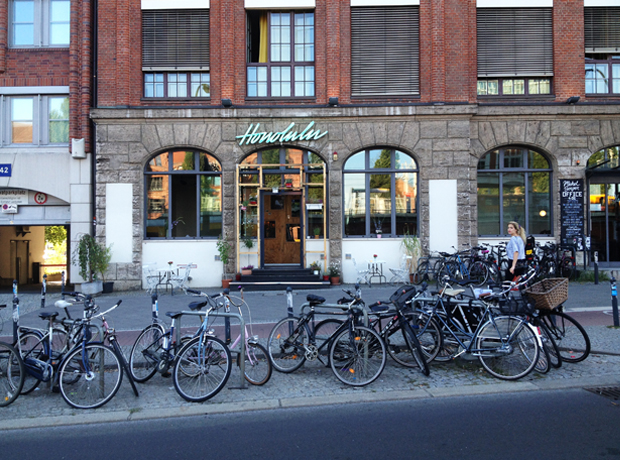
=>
[11,0,70,47]
[142,9,210,99]
[585,8,620,95]
[1,95,69,146]
[351,6,419,97]
[477,147,552,236]
[343,148,418,238]
[246,11,314,98]
[145,150,222,239]
[477,8,553,98]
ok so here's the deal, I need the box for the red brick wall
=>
[94,0,595,108]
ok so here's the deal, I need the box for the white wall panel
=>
[429,180,458,253]
[106,184,133,263]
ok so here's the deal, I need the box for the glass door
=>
[589,182,620,263]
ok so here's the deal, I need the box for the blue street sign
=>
[0,164,12,177]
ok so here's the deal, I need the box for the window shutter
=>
[477,8,553,78]
[142,10,210,69]
[351,6,419,96]
[585,7,620,53]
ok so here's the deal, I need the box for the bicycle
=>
[0,341,25,407]
[267,286,387,386]
[129,292,232,402]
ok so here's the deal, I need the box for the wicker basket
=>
[524,278,569,311]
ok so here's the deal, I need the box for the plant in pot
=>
[241,265,253,276]
[401,231,421,283]
[72,234,112,294]
[216,235,233,288]
[328,260,341,285]
[309,261,321,276]
[313,227,321,239]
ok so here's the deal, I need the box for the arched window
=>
[145,150,221,238]
[343,148,418,237]
[477,146,552,236]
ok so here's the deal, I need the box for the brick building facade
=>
[91,0,620,289]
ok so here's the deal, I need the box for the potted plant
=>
[241,265,253,276]
[401,232,421,283]
[285,179,293,188]
[216,235,233,288]
[313,227,321,239]
[249,195,257,205]
[72,234,112,294]
[309,261,321,276]
[328,260,341,285]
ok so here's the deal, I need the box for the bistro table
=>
[367,259,386,284]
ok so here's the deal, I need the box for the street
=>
[2,389,619,460]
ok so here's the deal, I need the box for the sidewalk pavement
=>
[0,281,619,430]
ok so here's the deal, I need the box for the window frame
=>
[343,148,419,238]
[0,94,69,146]
[477,78,553,98]
[143,72,211,99]
[477,147,553,237]
[10,0,70,48]
[144,150,222,240]
[585,55,620,95]
[246,10,315,100]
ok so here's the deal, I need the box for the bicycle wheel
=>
[543,310,590,363]
[416,260,432,283]
[477,316,539,380]
[385,314,442,366]
[0,342,24,407]
[58,343,123,409]
[17,330,45,394]
[436,261,462,288]
[129,324,166,383]
[267,317,309,373]
[537,320,561,369]
[239,342,272,386]
[468,261,489,287]
[560,258,575,279]
[314,318,344,363]
[329,326,386,386]
[534,336,551,374]
[173,335,231,402]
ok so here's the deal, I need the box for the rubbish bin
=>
[32,262,40,284]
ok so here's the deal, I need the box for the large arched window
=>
[343,148,418,237]
[477,146,552,236]
[145,150,221,238]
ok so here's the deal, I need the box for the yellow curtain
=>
[259,12,268,63]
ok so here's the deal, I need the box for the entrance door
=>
[10,240,30,284]
[261,193,302,265]
[590,182,620,263]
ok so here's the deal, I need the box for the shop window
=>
[142,9,210,99]
[1,95,69,146]
[477,147,552,236]
[343,148,418,237]
[477,8,553,98]
[145,150,222,239]
[11,0,69,47]
[246,11,314,98]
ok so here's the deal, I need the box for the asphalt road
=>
[2,388,619,460]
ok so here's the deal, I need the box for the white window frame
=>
[0,94,69,146]
[10,0,70,48]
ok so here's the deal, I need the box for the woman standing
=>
[506,221,527,279]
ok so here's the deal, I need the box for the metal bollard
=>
[286,286,294,335]
[151,293,158,320]
[594,251,599,285]
[612,277,619,327]
[41,274,47,309]
[61,271,66,299]
[12,280,19,342]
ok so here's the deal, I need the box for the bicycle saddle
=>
[188,300,208,311]
[368,301,392,314]
[38,310,59,320]
[165,311,184,319]
[306,294,325,305]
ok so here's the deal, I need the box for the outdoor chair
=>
[170,263,192,294]
[351,258,372,287]
[388,255,412,285]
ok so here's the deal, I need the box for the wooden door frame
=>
[259,190,304,267]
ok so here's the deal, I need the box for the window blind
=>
[142,9,210,69]
[477,8,553,77]
[351,6,419,96]
[585,7,620,52]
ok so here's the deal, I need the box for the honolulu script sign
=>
[236,121,328,146]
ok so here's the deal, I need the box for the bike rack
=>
[174,310,247,389]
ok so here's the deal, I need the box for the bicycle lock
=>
[611,276,619,327]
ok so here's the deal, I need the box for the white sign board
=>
[0,189,28,205]
[306,203,323,210]
[1,203,18,213]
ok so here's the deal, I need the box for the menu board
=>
[560,179,585,249]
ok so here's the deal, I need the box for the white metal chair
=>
[170,263,192,294]
[389,255,412,285]
[143,264,159,294]
[351,258,371,287]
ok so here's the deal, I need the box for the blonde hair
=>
[508,221,527,244]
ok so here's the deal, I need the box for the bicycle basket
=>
[523,277,568,311]
[389,285,417,307]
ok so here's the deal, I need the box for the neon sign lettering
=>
[236,121,328,146]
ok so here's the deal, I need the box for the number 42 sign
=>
[0,164,11,177]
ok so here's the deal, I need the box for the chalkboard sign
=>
[560,179,585,249]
